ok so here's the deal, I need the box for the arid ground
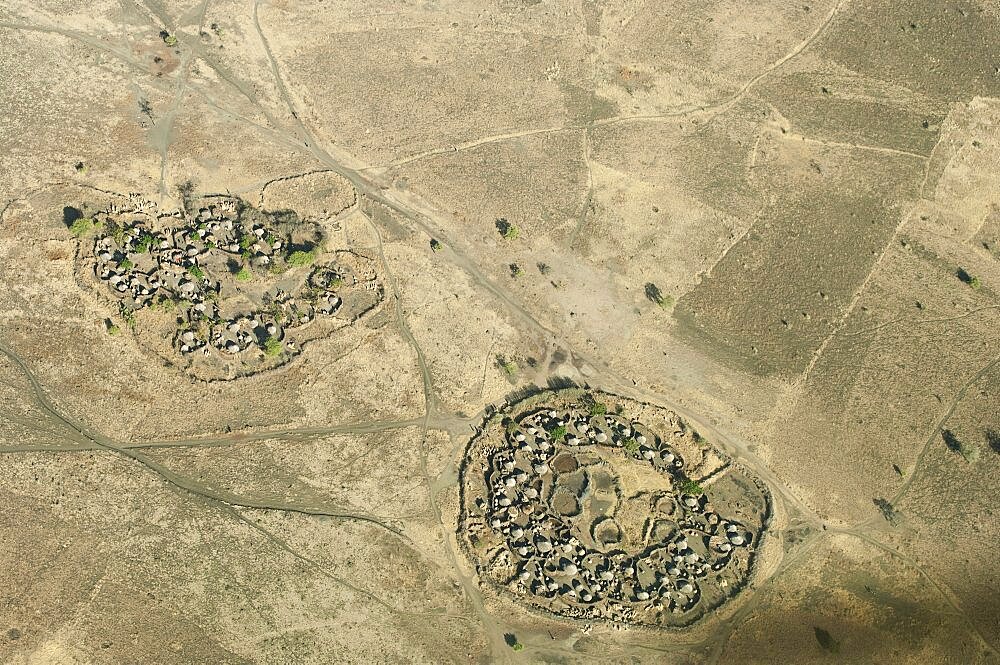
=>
[1,1,998,663]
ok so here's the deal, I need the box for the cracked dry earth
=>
[1,1,999,664]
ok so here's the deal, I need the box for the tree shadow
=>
[62,206,83,229]
[873,498,900,525]
[941,429,962,453]
[814,626,841,654]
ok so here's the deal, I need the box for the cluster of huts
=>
[88,201,345,359]
[474,404,754,623]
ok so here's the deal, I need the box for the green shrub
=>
[236,267,252,281]
[163,34,178,46]
[263,336,282,356]
[511,642,524,652]
[677,478,703,495]
[589,401,607,416]
[135,232,157,253]
[150,295,177,312]
[187,265,205,280]
[498,358,517,377]
[287,249,317,267]
[509,263,524,278]
[550,425,567,440]
[119,259,134,271]
[107,323,120,336]
[623,438,640,454]
[69,217,95,237]
[430,238,443,252]
[108,221,125,245]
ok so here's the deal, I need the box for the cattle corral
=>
[459,389,771,629]
[70,194,384,379]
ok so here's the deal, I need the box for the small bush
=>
[263,336,282,356]
[135,232,157,253]
[236,267,252,281]
[108,221,125,245]
[187,265,205,280]
[677,478,703,495]
[287,249,317,267]
[430,238,443,252]
[107,323,120,336]
[550,425,567,440]
[150,295,177,312]
[960,443,981,463]
[623,438,640,455]
[497,355,517,377]
[956,267,981,289]
[119,259,134,272]
[944,430,980,463]
[69,217,95,237]
[163,34,178,47]
[119,305,137,329]
[589,401,607,416]
[496,218,519,240]
[509,263,524,278]
[504,633,523,651]
[645,282,674,309]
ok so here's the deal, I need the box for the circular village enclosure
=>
[67,194,384,380]
[459,389,772,628]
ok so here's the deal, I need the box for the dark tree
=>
[986,429,1000,455]
[873,498,899,525]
